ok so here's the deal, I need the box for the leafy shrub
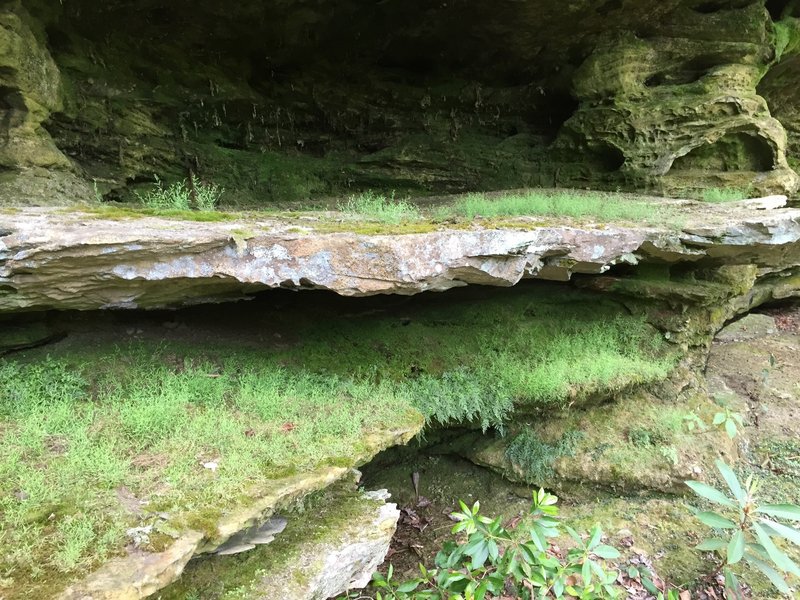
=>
[686,460,800,596]
[365,489,621,599]
[340,191,422,224]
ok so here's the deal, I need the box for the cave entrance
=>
[670,132,774,172]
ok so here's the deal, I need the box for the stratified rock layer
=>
[3,201,800,312]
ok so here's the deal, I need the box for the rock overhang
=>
[3,200,800,313]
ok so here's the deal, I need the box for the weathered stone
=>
[715,313,778,342]
[0,0,797,205]
[252,493,400,600]
[0,1,67,170]
[159,481,401,600]
[557,4,800,195]
[0,318,60,353]
[3,202,800,313]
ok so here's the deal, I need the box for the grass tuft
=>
[441,190,665,223]
[699,188,749,203]
[339,190,422,224]
[0,285,675,591]
[506,428,583,483]
[134,175,223,212]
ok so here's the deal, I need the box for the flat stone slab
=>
[715,313,779,343]
[56,423,421,600]
[2,201,800,312]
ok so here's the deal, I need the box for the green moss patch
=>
[0,284,674,595]
[437,189,680,225]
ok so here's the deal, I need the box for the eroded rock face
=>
[0,0,797,204]
[559,3,800,195]
[0,1,65,169]
[2,202,800,312]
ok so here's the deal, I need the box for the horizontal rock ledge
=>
[2,202,800,312]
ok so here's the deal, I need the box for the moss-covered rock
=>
[160,480,400,600]
[447,370,738,497]
[0,0,798,205]
[559,3,800,196]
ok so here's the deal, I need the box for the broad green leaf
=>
[588,525,603,550]
[475,580,488,600]
[723,568,744,600]
[752,523,800,577]
[725,418,737,439]
[589,559,608,580]
[713,412,726,426]
[396,581,421,593]
[744,542,769,561]
[746,555,792,595]
[715,460,745,503]
[582,559,592,586]
[696,511,737,529]
[728,530,745,565]
[759,518,800,547]
[464,535,485,554]
[696,537,728,551]
[553,577,565,597]
[471,544,489,571]
[529,529,546,553]
[564,524,583,545]
[756,504,800,521]
[641,577,659,595]
[593,544,621,559]
[487,539,499,562]
[685,481,736,508]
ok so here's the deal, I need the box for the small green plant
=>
[92,179,103,203]
[367,489,621,599]
[682,411,707,433]
[134,174,223,211]
[712,407,744,439]
[191,176,224,211]
[710,394,745,439]
[506,429,583,483]
[761,352,777,391]
[700,188,749,203]
[686,459,800,597]
[339,191,422,224]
